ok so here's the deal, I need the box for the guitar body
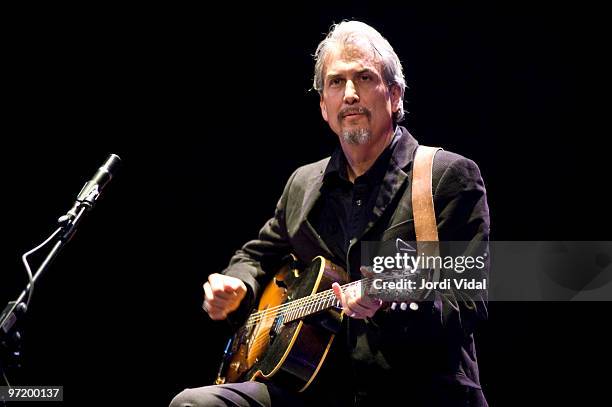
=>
[216,256,349,392]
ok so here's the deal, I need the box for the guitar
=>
[214,255,416,392]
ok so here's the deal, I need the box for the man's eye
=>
[329,78,343,86]
[360,74,371,81]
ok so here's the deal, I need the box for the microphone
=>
[60,154,121,223]
[75,153,121,206]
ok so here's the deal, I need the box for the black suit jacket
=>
[223,127,490,405]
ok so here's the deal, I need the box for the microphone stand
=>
[1,206,86,330]
[0,153,120,386]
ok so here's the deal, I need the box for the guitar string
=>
[242,274,409,350]
[244,278,366,326]
[244,273,405,326]
[244,291,340,328]
[243,278,389,350]
[244,291,344,328]
[239,274,419,359]
[243,273,407,327]
[244,291,343,350]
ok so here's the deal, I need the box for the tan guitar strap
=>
[412,145,442,243]
[411,145,442,287]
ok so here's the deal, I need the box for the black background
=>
[2,2,611,405]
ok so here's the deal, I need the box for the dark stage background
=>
[2,3,610,405]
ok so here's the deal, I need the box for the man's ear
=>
[319,94,329,122]
[390,85,402,114]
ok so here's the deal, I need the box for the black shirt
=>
[309,127,401,275]
[305,128,402,403]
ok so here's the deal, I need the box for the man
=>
[171,20,489,406]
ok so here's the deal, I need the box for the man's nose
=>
[343,80,359,104]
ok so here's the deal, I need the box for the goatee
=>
[342,128,371,145]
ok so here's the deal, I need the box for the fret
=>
[305,300,313,316]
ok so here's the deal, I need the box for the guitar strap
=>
[411,145,442,288]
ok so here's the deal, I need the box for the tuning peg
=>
[389,302,419,311]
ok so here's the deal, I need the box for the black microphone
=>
[75,153,121,206]
[60,154,121,223]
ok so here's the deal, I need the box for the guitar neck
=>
[275,278,370,324]
[245,272,407,327]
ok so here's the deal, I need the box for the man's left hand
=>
[332,267,383,319]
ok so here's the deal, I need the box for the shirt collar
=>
[323,126,402,185]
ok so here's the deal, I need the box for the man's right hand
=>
[202,273,247,320]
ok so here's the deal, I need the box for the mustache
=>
[338,106,371,121]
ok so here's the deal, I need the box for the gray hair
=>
[313,21,407,123]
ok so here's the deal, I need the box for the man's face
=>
[319,45,401,145]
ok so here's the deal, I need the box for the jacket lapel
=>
[362,128,419,238]
[297,165,335,258]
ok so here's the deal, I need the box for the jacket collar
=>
[301,126,419,240]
